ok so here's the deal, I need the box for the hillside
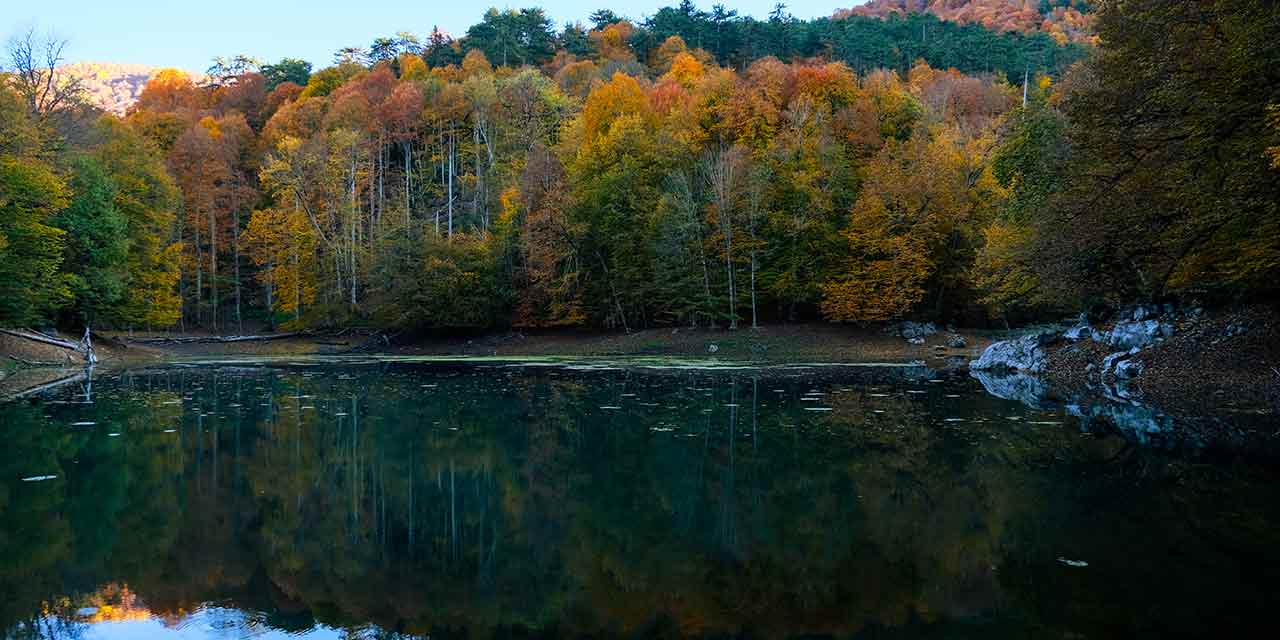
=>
[59,62,163,115]
[837,0,1097,44]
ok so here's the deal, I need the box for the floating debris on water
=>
[22,475,57,482]
[1057,558,1089,567]
[70,421,95,426]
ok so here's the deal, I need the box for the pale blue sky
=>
[4,1,859,72]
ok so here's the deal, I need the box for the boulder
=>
[1130,304,1163,321]
[1107,320,1172,350]
[970,370,1051,408]
[888,321,938,340]
[907,336,926,345]
[1101,348,1139,377]
[1063,313,1092,341]
[969,333,1050,373]
[945,333,967,348]
[1114,358,1144,380]
[1067,401,1173,447]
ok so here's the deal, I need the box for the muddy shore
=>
[4,311,1277,427]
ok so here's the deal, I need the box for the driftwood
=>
[124,331,306,345]
[0,327,96,364]
[0,328,81,351]
[2,370,88,401]
[9,355,67,367]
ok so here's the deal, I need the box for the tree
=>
[559,23,596,59]
[703,144,748,329]
[262,58,312,90]
[55,155,129,325]
[465,8,557,68]
[0,88,69,324]
[4,27,84,120]
[244,205,317,328]
[1042,0,1280,303]
[822,125,1002,322]
[206,54,261,86]
[90,117,182,327]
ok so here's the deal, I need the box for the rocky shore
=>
[968,305,1280,451]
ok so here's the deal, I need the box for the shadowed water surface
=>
[1,359,1278,639]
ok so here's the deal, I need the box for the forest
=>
[1,0,1277,335]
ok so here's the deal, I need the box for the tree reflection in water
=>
[1,362,1278,639]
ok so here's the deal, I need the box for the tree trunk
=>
[447,130,455,238]
[209,207,218,332]
[404,140,412,229]
[233,209,243,334]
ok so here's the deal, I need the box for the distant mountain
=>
[58,62,166,116]
[836,0,1096,45]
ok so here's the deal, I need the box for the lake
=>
[2,358,1278,639]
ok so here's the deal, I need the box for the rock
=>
[1108,320,1172,349]
[1066,400,1176,447]
[970,370,1051,408]
[1131,304,1162,321]
[1224,322,1250,338]
[1114,358,1145,380]
[888,321,937,340]
[945,334,967,348]
[969,333,1050,373]
[1063,313,1092,341]
[1101,348,1139,377]
[907,336,926,345]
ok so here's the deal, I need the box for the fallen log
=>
[124,331,306,345]
[0,328,82,351]
[2,370,88,401]
[9,355,68,367]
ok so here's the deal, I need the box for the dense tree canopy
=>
[1,1,1275,332]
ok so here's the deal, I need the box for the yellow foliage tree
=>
[663,52,705,89]
[971,220,1041,319]
[244,206,318,327]
[822,125,1003,321]
[578,72,654,145]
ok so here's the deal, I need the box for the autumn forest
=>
[2,0,1278,336]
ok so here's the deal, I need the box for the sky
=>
[3,1,855,72]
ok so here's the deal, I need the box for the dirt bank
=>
[105,324,990,365]
[1042,306,1280,417]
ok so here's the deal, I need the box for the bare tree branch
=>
[5,26,85,119]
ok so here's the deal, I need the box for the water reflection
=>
[2,361,1278,639]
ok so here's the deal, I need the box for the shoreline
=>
[5,314,1277,424]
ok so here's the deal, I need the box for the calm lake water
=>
[2,358,1278,639]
